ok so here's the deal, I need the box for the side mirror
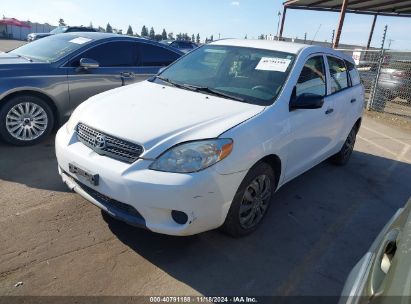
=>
[79,58,99,69]
[290,92,324,111]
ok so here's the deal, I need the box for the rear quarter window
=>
[345,60,361,86]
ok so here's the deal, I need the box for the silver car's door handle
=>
[120,72,135,78]
[325,108,334,115]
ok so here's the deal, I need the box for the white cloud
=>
[231,1,240,6]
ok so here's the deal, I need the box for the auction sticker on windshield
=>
[69,37,92,45]
[255,57,291,72]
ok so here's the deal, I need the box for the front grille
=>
[76,123,143,164]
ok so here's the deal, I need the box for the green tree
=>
[149,27,155,40]
[58,18,66,26]
[196,33,200,44]
[210,35,214,42]
[141,25,148,37]
[244,34,248,39]
[191,34,195,42]
[161,29,167,40]
[127,25,133,36]
[98,26,105,32]
[258,34,265,40]
[106,23,113,33]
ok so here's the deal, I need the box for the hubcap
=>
[5,102,48,141]
[239,174,272,229]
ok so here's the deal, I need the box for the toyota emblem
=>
[94,135,106,149]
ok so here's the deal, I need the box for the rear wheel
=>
[330,125,358,166]
[221,162,275,237]
[0,95,54,146]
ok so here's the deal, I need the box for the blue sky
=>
[2,0,411,50]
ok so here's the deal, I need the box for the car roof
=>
[210,39,355,63]
[211,39,307,54]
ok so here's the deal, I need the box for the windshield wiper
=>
[183,84,246,102]
[15,54,33,62]
[154,76,197,92]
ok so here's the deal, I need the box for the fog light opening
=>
[171,210,189,225]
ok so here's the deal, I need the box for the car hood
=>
[75,80,265,158]
[0,52,46,66]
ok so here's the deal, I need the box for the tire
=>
[330,125,358,166]
[0,95,54,146]
[221,162,276,237]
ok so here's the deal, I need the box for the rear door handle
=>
[351,98,357,103]
[325,108,334,115]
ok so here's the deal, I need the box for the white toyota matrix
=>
[56,39,364,236]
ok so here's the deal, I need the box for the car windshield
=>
[158,45,295,105]
[10,34,93,62]
[50,26,68,34]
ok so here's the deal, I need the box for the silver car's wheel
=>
[0,95,54,146]
[239,174,272,229]
[6,102,48,141]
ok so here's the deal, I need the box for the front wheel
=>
[221,162,275,237]
[0,95,54,146]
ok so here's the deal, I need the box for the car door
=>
[325,56,354,148]
[124,41,182,85]
[285,55,337,181]
[66,40,138,109]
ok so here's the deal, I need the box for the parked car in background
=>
[27,26,97,42]
[0,32,183,145]
[56,40,364,237]
[160,40,198,53]
[340,197,411,303]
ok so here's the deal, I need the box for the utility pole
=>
[388,38,394,49]
[276,11,281,40]
[331,30,335,47]
[304,32,307,44]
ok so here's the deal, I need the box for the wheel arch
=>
[255,154,282,190]
[0,90,60,129]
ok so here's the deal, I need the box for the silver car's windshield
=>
[158,45,295,105]
[50,26,68,34]
[10,34,93,62]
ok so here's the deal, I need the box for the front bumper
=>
[55,127,246,236]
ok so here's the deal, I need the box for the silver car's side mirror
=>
[80,58,100,69]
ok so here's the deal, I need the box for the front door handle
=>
[120,72,135,78]
[325,108,334,115]
[351,98,357,103]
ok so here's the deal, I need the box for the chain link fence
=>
[338,49,411,121]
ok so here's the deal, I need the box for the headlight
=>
[149,139,233,173]
[65,102,87,133]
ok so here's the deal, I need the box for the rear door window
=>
[296,56,327,97]
[327,56,349,93]
[138,43,180,66]
[71,41,137,67]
